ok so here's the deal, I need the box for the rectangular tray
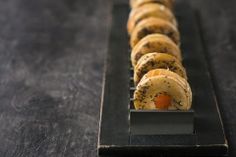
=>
[98,1,228,156]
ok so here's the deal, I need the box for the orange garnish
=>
[155,94,172,109]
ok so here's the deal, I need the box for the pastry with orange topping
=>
[134,69,192,110]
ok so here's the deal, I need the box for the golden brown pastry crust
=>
[131,33,181,67]
[130,0,174,10]
[127,3,177,35]
[134,69,192,110]
[130,17,180,48]
[134,52,187,85]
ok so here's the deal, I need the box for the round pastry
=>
[130,0,174,10]
[130,17,180,48]
[131,33,181,67]
[127,3,177,35]
[134,52,187,85]
[134,69,192,110]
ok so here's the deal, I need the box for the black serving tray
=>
[98,1,228,156]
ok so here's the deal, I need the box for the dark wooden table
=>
[0,0,235,156]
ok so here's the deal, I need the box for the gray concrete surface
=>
[0,0,235,156]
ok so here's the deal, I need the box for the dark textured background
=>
[0,0,235,157]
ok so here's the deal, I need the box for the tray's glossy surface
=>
[98,1,228,156]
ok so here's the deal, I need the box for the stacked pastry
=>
[128,0,192,110]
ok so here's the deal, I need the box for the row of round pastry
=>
[127,0,192,111]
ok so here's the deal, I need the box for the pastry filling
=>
[155,94,171,109]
